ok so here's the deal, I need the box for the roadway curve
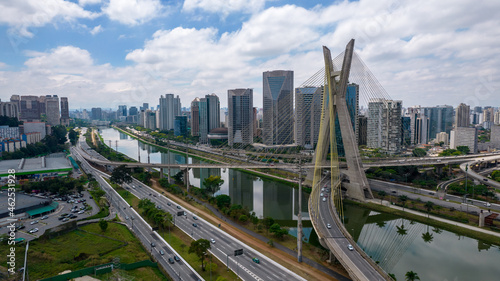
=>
[309,180,389,281]
[459,155,500,189]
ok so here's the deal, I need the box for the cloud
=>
[102,0,164,25]
[0,62,7,69]
[90,25,103,35]
[183,0,266,16]
[78,0,102,6]
[0,0,98,37]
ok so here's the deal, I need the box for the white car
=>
[327,223,331,229]
[485,202,492,207]
[29,228,39,234]
[210,238,216,244]
[347,244,354,251]
[322,197,326,202]
[78,210,85,214]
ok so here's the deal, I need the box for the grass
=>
[347,200,500,246]
[0,223,164,280]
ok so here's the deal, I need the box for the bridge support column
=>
[183,168,190,192]
[159,168,164,179]
[435,164,444,175]
[327,250,337,264]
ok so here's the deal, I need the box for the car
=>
[41,215,48,220]
[391,191,397,194]
[174,255,180,262]
[126,216,129,220]
[192,223,198,227]
[193,216,198,220]
[167,202,171,206]
[429,192,435,195]
[168,258,174,264]
[210,238,215,244]
[327,223,331,229]
[58,216,65,221]
[78,210,85,214]
[16,225,25,230]
[153,194,156,197]
[149,193,152,196]
[252,257,260,264]
[160,250,164,255]
[177,206,181,209]
[483,178,489,181]
[29,228,39,234]
[30,220,38,225]
[485,202,492,207]
[320,193,324,197]
[151,242,156,247]
[321,188,325,192]
[62,218,69,222]
[347,244,354,251]
[322,197,326,202]
[324,193,328,197]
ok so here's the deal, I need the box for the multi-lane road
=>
[73,130,306,281]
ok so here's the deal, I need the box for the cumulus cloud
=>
[102,0,164,25]
[0,0,98,37]
[90,25,103,35]
[183,0,266,16]
[78,0,102,6]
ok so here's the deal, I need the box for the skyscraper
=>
[60,97,69,126]
[295,86,322,148]
[199,94,220,144]
[19,95,41,121]
[191,98,200,137]
[118,105,127,117]
[159,94,181,131]
[228,88,254,146]
[263,70,294,145]
[367,99,402,154]
[0,100,19,119]
[129,106,138,116]
[455,103,470,128]
[91,108,102,120]
[336,83,360,156]
[45,95,60,126]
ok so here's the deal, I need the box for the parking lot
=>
[0,190,99,242]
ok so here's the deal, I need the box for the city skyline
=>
[0,0,499,109]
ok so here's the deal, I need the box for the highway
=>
[313,180,387,281]
[72,134,204,281]
[460,156,500,189]
[74,129,306,281]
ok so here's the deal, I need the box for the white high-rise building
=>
[45,95,60,126]
[450,127,477,153]
[367,99,402,154]
[159,94,181,131]
[295,86,322,148]
[228,89,253,146]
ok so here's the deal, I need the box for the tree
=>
[173,171,184,183]
[110,165,133,184]
[412,148,427,157]
[424,201,434,218]
[262,217,275,234]
[405,271,420,281]
[456,146,470,155]
[269,223,288,239]
[388,273,397,281]
[398,195,408,211]
[68,129,78,145]
[99,219,108,232]
[422,230,434,243]
[377,190,386,204]
[202,175,224,197]
[396,224,407,236]
[215,194,231,209]
[189,239,211,271]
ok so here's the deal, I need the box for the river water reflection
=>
[344,203,500,281]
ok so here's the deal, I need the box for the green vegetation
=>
[0,223,164,280]
[99,219,108,232]
[138,198,174,231]
[68,128,79,145]
[412,148,427,157]
[202,175,224,197]
[447,180,496,200]
[405,271,420,281]
[438,146,469,156]
[491,170,500,182]
[189,239,211,271]
[20,177,85,195]
[0,116,22,126]
[110,164,133,185]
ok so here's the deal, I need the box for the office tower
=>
[19,96,41,121]
[144,110,157,130]
[494,111,500,125]
[45,95,60,126]
[491,125,500,148]
[118,105,127,117]
[450,127,477,153]
[60,97,69,126]
[191,98,200,136]
[91,108,102,120]
[455,103,470,128]
[159,94,181,131]
[423,105,454,139]
[436,132,449,146]
[199,94,220,144]
[358,116,367,146]
[0,99,19,119]
[335,83,360,156]
[295,86,322,148]
[141,103,149,111]
[263,70,294,145]
[253,108,258,137]
[415,114,430,144]
[9,95,20,114]
[401,116,411,146]
[174,116,188,137]
[228,88,254,146]
[129,106,138,116]
[483,107,494,123]
[367,99,402,154]
[474,106,483,114]
[38,95,46,116]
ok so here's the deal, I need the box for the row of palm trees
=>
[377,190,435,216]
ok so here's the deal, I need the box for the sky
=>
[0,0,499,111]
